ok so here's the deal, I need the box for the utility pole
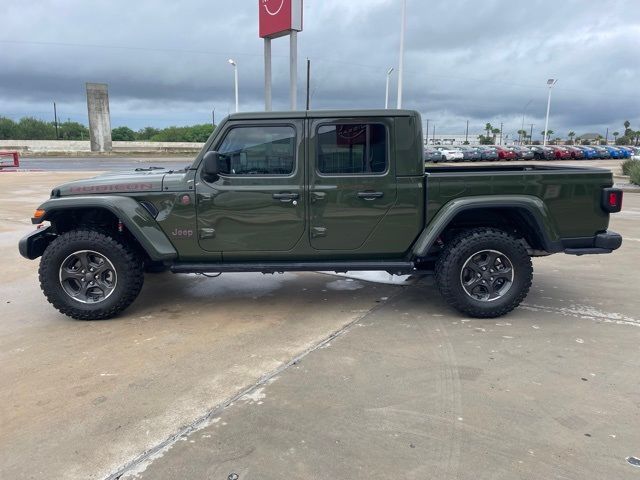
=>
[432,123,436,145]
[605,127,609,145]
[465,120,469,143]
[306,58,311,110]
[500,122,503,145]
[212,108,215,127]
[396,0,406,109]
[53,102,59,139]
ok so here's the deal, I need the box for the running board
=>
[170,261,415,275]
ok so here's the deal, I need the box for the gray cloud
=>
[0,0,638,140]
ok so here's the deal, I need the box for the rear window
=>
[317,124,387,175]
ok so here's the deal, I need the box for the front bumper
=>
[18,225,56,260]
[563,230,623,255]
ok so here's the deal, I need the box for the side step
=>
[171,261,415,275]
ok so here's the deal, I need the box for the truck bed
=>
[424,163,614,241]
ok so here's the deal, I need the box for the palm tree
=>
[613,131,619,143]
[568,131,575,144]
[517,129,527,144]
[485,123,493,138]
[624,120,631,130]
[541,130,554,143]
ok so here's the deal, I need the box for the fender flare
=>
[37,195,177,261]
[410,195,563,258]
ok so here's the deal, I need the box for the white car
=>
[435,147,464,161]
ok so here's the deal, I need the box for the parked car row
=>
[425,145,640,163]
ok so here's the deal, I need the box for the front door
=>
[196,120,305,254]
[308,118,397,250]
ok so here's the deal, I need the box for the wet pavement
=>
[127,194,640,480]
[0,166,639,479]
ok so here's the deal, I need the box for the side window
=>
[317,124,387,175]
[217,125,296,175]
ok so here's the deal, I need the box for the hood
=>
[52,167,172,197]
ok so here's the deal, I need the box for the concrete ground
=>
[0,161,639,479]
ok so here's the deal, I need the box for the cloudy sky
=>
[1,0,639,140]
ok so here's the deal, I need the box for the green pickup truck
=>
[19,110,623,320]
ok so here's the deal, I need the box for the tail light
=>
[602,188,623,213]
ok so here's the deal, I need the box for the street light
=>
[521,99,532,145]
[385,67,394,109]
[228,58,239,113]
[543,78,557,146]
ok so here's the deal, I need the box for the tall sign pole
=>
[259,0,303,111]
[264,38,272,111]
[397,0,406,109]
[290,31,298,109]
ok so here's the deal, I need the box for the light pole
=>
[543,79,557,146]
[385,67,394,109]
[228,59,239,113]
[521,99,532,145]
[425,119,430,145]
[396,0,406,109]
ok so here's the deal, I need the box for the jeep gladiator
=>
[19,110,623,320]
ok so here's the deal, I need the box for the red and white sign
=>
[259,0,303,39]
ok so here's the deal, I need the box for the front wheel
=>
[435,228,532,318]
[39,230,144,320]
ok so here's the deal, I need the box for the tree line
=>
[0,117,215,143]
[477,120,640,146]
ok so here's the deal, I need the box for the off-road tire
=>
[39,230,144,320]
[435,228,532,318]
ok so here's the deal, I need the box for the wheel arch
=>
[36,196,177,262]
[411,195,563,259]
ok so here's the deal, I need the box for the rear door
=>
[308,117,397,250]
[196,120,305,254]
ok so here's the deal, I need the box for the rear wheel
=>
[39,230,144,320]
[435,228,532,318]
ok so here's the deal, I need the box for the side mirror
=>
[202,151,222,179]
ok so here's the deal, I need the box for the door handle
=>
[272,192,300,202]
[357,191,384,200]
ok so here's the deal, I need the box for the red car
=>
[565,146,585,159]
[495,146,517,160]
[549,146,572,159]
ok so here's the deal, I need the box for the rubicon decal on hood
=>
[70,183,155,193]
